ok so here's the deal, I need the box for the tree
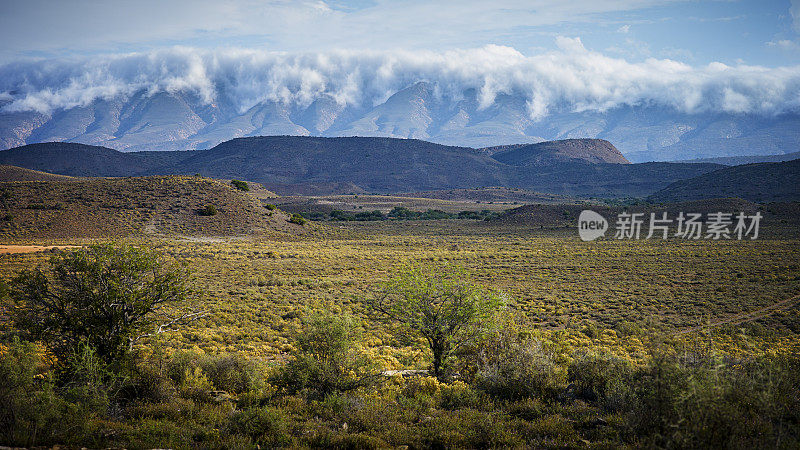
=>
[368,265,503,381]
[7,243,201,364]
[272,310,379,397]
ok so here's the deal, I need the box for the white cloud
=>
[2,43,799,119]
[617,25,631,33]
[767,39,800,51]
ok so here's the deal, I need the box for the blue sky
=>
[0,0,798,67]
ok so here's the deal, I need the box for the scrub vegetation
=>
[0,208,798,448]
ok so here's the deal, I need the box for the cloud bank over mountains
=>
[2,42,800,161]
[3,40,800,119]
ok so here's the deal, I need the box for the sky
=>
[0,0,798,67]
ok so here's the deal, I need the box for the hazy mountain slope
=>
[4,85,798,161]
[676,151,800,166]
[648,159,800,202]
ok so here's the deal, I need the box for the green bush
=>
[472,329,564,400]
[289,213,307,225]
[198,204,218,216]
[567,351,635,412]
[200,354,264,394]
[0,339,89,447]
[265,203,277,210]
[627,353,800,448]
[227,407,290,446]
[354,210,387,221]
[271,311,380,398]
[230,180,250,191]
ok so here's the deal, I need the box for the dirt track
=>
[674,293,800,335]
[0,245,79,254]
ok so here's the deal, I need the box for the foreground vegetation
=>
[1,218,799,448]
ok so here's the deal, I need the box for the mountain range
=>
[0,137,723,197]
[2,82,799,162]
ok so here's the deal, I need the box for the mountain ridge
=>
[0,136,721,197]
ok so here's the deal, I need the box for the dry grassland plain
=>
[2,219,797,369]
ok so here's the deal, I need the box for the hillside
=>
[394,187,577,204]
[0,137,724,197]
[0,175,304,239]
[0,165,74,181]
[676,151,800,166]
[0,142,189,177]
[648,159,800,203]
[150,136,506,193]
[491,139,630,166]
[491,199,800,236]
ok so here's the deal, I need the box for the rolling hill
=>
[0,174,305,239]
[0,137,723,197]
[0,165,74,182]
[490,139,630,166]
[648,159,800,203]
[491,199,800,237]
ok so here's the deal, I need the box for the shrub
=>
[388,206,421,219]
[227,407,290,447]
[329,209,354,221]
[198,204,218,216]
[472,324,564,400]
[420,209,451,220]
[439,380,484,410]
[271,311,380,398]
[354,210,387,221]
[200,354,264,394]
[265,203,277,210]
[0,339,89,447]
[230,180,250,191]
[567,351,635,411]
[289,213,307,225]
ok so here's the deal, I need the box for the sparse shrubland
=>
[0,218,798,447]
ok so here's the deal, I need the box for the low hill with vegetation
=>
[491,198,800,236]
[0,175,304,239]
[0,165,74,181]
[649,159,800,203]
[491,138,630,166]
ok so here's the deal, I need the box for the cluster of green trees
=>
[299,207,498,222]
[1,244,798,447]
